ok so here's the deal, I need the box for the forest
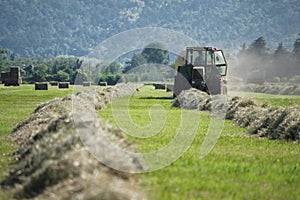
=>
[0,0,299,57]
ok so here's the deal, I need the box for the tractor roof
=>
[186,47,217,51]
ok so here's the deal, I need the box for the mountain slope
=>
[0,0,299,57]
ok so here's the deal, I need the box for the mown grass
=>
[100,86,300,200]
[0,84,73,198]
[229,91,300,107]
[1,85,299,199]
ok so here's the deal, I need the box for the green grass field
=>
[100,86,300,200]
[0,85,299,199]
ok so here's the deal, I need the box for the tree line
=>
[1,37,299,85]
[0,42,170,85]
[231,35,300,83]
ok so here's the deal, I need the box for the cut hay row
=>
[172,88,300,141]
[229,84,300,95]
[1,83,145,199]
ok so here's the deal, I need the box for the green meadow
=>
[99,86,300,200]
[0,84,299,199]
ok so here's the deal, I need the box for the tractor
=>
[173,47,228,97]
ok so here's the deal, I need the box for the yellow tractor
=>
[173,47,227,97]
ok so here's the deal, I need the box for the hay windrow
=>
[1,83,146,200]
[172,88,210,110]
[229,83,300,95]
[172,88,300,141]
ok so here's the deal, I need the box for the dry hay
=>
[172,88,211,110]
[172,88,300,141]
[1,83,146,199]
[108,83,143,99]
[235,105,300,140]
[229,84,300,95]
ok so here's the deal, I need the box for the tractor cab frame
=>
[173,47,228,97]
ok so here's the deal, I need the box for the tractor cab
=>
[173,47,228,97]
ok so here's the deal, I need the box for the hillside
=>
[0,0,299,57]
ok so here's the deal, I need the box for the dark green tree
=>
[141,42,169,64]
[103,62,122,74]
[124,54,146,73]
[274,42,288,56]
[290,34,300,79]
[248,37,269,56]
[32,64,48,82]
[272,42,290,78]
[24,64,34,77]
[99,62,123,85]
[55,70,70,82]
[0,47,10,72]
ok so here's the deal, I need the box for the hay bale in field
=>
[58,82,70,88]
[166,84,174,92]
[1,67,22,86]
[153,83,165,90]
[83,82,91,87]
[35,82,48,90]
[99,82,107,86]
[49,81,58,86]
